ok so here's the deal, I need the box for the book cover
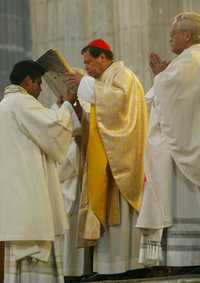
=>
[37,49,75,98]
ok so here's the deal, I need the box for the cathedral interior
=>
[0,0,200,282]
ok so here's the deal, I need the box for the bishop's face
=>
[170,21,192,55]
[82,50,105,78]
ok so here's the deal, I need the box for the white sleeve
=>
[51,103,59,112]
[63,101,81,135]
[145,87,155,104]
[77,75,95,104]
[145,87,155,112]
[15,95,72,162]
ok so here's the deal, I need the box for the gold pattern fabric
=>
[95,61,148,211]
[78,61,148,247]
[87,105,108,226]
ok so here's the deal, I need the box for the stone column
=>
[181,0,200,10]
[0,0,31,98]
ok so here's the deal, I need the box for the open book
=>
[37,49,75,98]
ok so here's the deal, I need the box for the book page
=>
[37,49,75,98]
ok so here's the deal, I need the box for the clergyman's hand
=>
[64,89,77,105]
[65,71,84,89]
[149,52,170,75]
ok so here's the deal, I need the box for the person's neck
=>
[102,60,113,73]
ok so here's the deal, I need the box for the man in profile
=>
[0,60,74,282]
[67,39,148,274]
[137,12,200,267]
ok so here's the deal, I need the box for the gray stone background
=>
[1,0,200,104]
[0,0,31,96]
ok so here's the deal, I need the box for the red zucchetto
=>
[88,38,111,51]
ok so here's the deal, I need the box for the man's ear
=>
[20,75,32,89]
[100,53,106,61]
[21,75,31,85]
[184,30,193,43]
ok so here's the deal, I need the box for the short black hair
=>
[81,46,114,60]
[9,60,45,85]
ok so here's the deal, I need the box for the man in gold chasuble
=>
[67,39,148,274]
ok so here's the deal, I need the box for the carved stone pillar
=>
[0,0,31,98]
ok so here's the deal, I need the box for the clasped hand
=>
[149,52,171,75]
[65,71,84,89]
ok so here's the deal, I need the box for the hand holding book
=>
[65,71,84,90]
[37,49,80,99]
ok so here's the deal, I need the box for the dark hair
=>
[9,60,45,85]
[81,46,114,60]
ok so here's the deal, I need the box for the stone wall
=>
[29,0,200,106]
[0,0,31,97]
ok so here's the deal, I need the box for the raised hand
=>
[65,71,84,89]
[149,52,170,75]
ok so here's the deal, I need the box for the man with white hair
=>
[137,12,200,266]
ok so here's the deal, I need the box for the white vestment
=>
[51,102,88,276]
[0,85,73,282]
[137,45,200,266]
[78,74,143,274]
[4,238,64,283]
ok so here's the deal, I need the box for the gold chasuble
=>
[87,105,108,227]
[78,61,148,247]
